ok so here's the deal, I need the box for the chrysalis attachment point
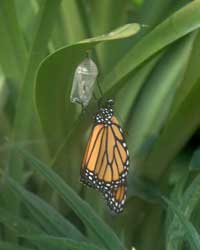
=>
[70,58,98,107]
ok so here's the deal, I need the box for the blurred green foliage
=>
[0,0,200,250]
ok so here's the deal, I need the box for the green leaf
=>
[60,0,86,44]
[22,235,104,250]
[8,180,84,241]
[88,0,130,70]
[169,31,200,116]
[162,196,200,250]
[13,149,125,250]
[0,0,27,81]
[9,0,62,180]
[168,153,190,185]
[129,176,200,250]
[167,174,200,250]
[127,33,196,154]
[115,52,162,123]
[137,0,173,28]
[140,78,200,180]
[0,207,43,236]
[101,0,200,93]
[6,0,62,222]
[14,0,38,50]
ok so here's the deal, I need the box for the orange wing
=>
[80,115,129,192]
[104,184,127,214]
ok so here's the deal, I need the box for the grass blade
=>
[162,196,200,250]
[22,235,104,250]
[8,180,84,241]
[60,0,86,44]
[142,78,200,180]
[6,0,62,225]
[9,0,62,181]
[167,174,200,250]
[169,30,200,116]
[0,207,43,236]
[12,149,125,250]
[0,0,27,82]
[0,241,34,250]
[189,148,200,171]
[115,52,162,123]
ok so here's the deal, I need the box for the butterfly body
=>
[81,99,129,213]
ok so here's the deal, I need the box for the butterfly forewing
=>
[80,124,104,187]
[81,114,129,191]
[82,124,104,169]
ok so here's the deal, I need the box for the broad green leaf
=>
[101,0,200,93]
[8,180,84,241]
[22,235,104,250]
[12,149,125,250]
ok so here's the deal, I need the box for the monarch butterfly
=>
[80,99,129,213]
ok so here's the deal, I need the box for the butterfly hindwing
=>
[104,184,127,214]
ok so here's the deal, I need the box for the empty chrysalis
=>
[70,57,98,107]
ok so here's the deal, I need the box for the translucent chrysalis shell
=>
[70,58,98,107]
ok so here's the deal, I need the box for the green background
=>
[0,0,200,249]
